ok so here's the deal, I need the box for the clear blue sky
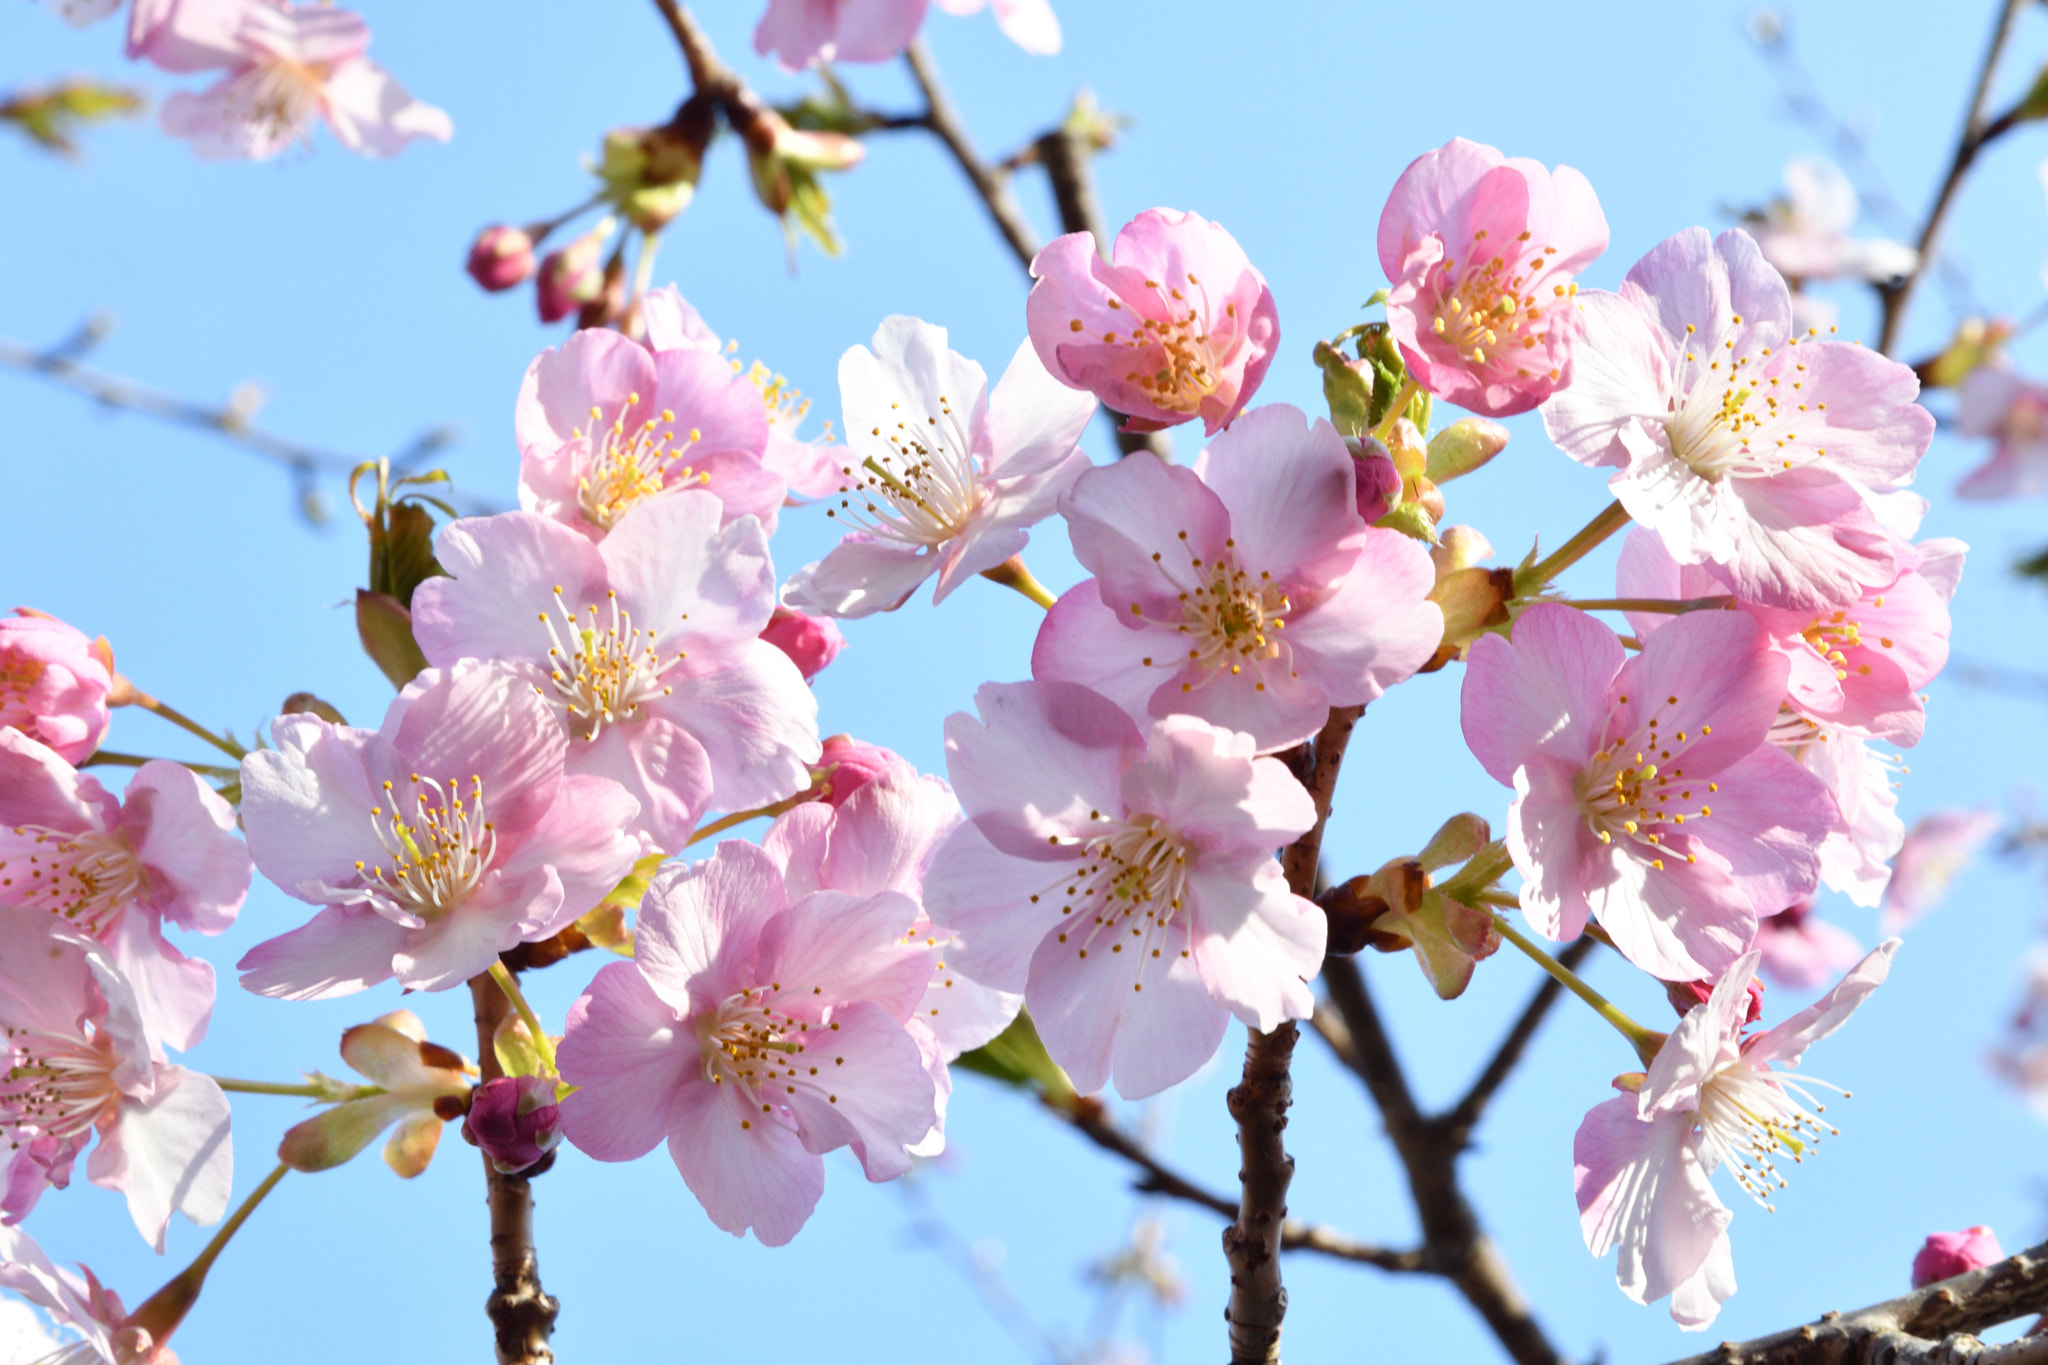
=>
[5,1,2048,1361]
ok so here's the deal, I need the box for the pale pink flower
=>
[515,324,783,539]
[1912,1226,2004,1288]
[1462,604,1837,980]
[43,0,178,57]
[1882,807,2001,934]
[1771,713,1904,909]
[922,682,1323,1099]
[411,498,820,847]
[0,609,114,765]
[236,663,642,998]
[766,754,1020,1061]
[0,1223,180,1365]
[1376,138,1609,417]
[0,909,232,1252]
[0,731,248,1053]
[1035,404,1441,753]
[759,605,845,682]
[753,0,927,70]
[144,0,452,161]
[1026,208,1278,435]
[1957,363,2048,500]
[1752,900,1863,991]
[1543,227,1935,611]
[1616,528,1963,747]
[932,0,1058,53]
[558,841,939,1245]
[783,316,1095,618]
[1752,158,1918,284]
[1575,941,1897,1328]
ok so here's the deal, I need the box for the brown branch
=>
[1875,0,2027,356]
[468,973,559,1365]
[1442,935,1599,1143]
[1662,1241,2048,1365]
[901,39,1043,271]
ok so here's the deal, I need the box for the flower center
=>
[1427,232,1571,380]
[1574,703,1716,870]
[1127,537,1293,695]
[1662,318,1832,482]
[572,397,708,530]
[826,395,981,546]
[697,987,843,1131]
[238,57,327,144]
[0,1024,120,1142]
[1799,606,1879,682]
[538,588,676,741]
[1042,814,1194,989]
[0,826,147,935]
[357,775,497,923]
[1696,1059,1843,1211]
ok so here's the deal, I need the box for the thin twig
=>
[468,972,559,1365]
[901,39,1043,271]
[1443,936,1598,1143]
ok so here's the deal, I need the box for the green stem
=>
[632,228,665,302]
[1491,915,1664,1064]
[488,962,558,1073]
[1561,596,1733,616]
[1516,500,1631,595]
[684,788,821,847]
[121,688,247,760]
[978,556,1058,610]
[182,1163,289,1284]
[1369,376,1422,443]
[210,1076,375,1100]
[83,749,240,778]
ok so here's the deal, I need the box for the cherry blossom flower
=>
[515,324,783,539]
[236,663,642,999]
[1575,941,1898,1328]
[277,1011,473,1177]
[759,605,845,682]
[754,0,925,69]
[1912,1226,2004,1288]
[922,681,1323,1099]
[0,1223,179,1365]
[557,841,939,1246]
[1750,158,1918,284]
[0,909,232,1252]
[0,732,248,1054]
[1026,208,1278,435]
[1771,713,1904,909]
[765,754,1019,1061]
[411,498,820,847]
[1034,404,1441,753]
[1956,363,2048,500]
[1752,900,1864,991]
[783,316,1095,618]
[1543,227,1935,611]
[933,0,1059,53]
[1881,807,2001,934]
[142,0,452,161]
[1462,604,1837,981]
[1376,138,1609,417]
[0,609,114,765]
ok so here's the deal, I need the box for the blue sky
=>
[6,1,2048,1361]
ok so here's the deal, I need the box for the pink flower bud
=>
[1912,1226,2004,1287]
[0,607,115,764]
[461,1075,562,1175]
[466,224,536,293]
[1346,436,1401,523]
[759,605,845,682]
[813,734,897,807]
[535,217,614,324]
[1664,973,1764,1024]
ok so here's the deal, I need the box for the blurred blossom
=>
[465,225,536,293]
[1881,807,2001,933]
[1087,1217,1187,1308]
[934,0,1059,53]
[1911,1226,2003,1288]
[1750,158,1917,283]
[1956,364,2048,501]
[1752,900,1864,991]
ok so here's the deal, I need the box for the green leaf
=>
[355,590,429,690]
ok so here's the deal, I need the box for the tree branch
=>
[1442,936,1599,1143]
[1662,1241,2048,1365]
[900,39,1043,272]
[468,972,559,1365]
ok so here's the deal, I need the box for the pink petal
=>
[558,961,695,1161]
[94,1067,232,1252]
[1461,603,1622,786]
[665,1080,823,1244]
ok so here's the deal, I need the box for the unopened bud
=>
[812,734,897,807]
[1431,525,1494,577]
[1345,436,1401,523]
[760,605,845,682]
[535,216,615,324]
[1424,417,1509,484]
[1418,566,1512,673]
[466,224,536,293]
[576,250,629,331]
[1912,1227,2005,1288]
[461,1074,563,1176]
[597,115,704,232]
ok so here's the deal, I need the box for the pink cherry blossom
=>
[1616,528,1963,747]
[1462,604,1838,980]
[0,609,114,765]
[1376,138,1609,417]
[766,754,1020,1061]
[1956,363,2048,500]
[144,0,452,161]
[0,1223,179,1365]
[1026,208,1278,435]
[759,605,845,682]
[236,663,642,999]
[1543,227,1935,611]
[1751,158,1918,284]
[1912,1226,2004,1288]
[1575,941,1897,1328]
[783,316,1095,618]
[1034,404,1442,753]
[922,681,1324,1099]
[0,909,233,1252]
[932,0,1059,53]
[753,0,927,70]
[411,498,820,847]
[1771,713,1904,909]
[0,731,248,1053]
[1882,807,2001,934]
[1752,900,1864,990]
[557,841,939,1245]
[515,324,783,540]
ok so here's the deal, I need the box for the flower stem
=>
[1516,500,1631,595]
[184,1163,289,1283]
[82,748,241,778]
[979,555,1058,610]
[209,1076,377,1100]
[684,788,821,847]
[1560,596,1733,616]
[631,228,665,303]
[1370,376,1422,443]
[1490,914,1664,1065]
[488,962,558,1073]
[116,684,247,760]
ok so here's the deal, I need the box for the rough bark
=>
[468,973,560,1365]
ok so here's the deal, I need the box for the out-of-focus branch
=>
[468,973,559,1365]
[901,39,1043,271]
[1661,1240,2048,1365]
[1442,936,1598,1142]
[0,318,486,518]
[1875,0,2028,356]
